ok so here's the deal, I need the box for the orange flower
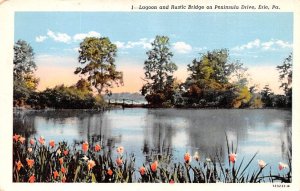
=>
[62,175,66,183]
[16,160,23,171]
[63,150,69,156]
[107,168,113,176]
[49,140,55,148]
[87,160,96,171]
[116,146,124,154]
[19,136,26,144]
[151,161,158,172]
[26,158,34,168]
[38,136,45,145]
[29,174,35,183]
[13,134,20,142]
[82,141,89,152]
[184,152,191,163]
[59,157,64,165]
[94,144,101,152]
[229,153,237,164]
[61,166,67,174]
[139,166,146,175]
[53,170,59,179]
[116,158,123,166]
[30,138,35,145]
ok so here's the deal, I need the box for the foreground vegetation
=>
[13,134,291,183]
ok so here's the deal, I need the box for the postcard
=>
[0,0,299,191]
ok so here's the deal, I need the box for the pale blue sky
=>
[14,12,293,93]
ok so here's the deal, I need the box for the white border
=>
[0,0,299,191]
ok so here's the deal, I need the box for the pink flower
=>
[229,153,237,163]
[30,138,35,145]
[278,162,288,171]
[63,150,69,156]
[38,136,45,145]
[116,158,123,166]
[13,134,20,142]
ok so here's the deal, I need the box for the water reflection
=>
[13,108,291,169]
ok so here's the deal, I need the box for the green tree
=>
[141,36,177,105]
[277,53,292,107]
[13,40,39,105]
[260,84,274,107]
[185,49,239,107]
[74,37,123,95]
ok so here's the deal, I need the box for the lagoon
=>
[13,108,291,174]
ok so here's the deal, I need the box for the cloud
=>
[35,35,48,42]
[172,42,192,54]
[232,39,292,52]
[114,38,152,49]
[73,31,101,42]
[232,39,260,51]
[47,30,71,43]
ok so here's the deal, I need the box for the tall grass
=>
[13,134,291,183]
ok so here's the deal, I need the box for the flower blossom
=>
[26,158,34,168]
[28,174,35,183]
[107,168,113,176]
[88,160,96,171]
[116,146,124,154]
[82,141,89,152]
[19,136,26,144]
[16,160,23,171]
[278,162,288,171]
[53,170,59,179]
[13,134,20,142]
[59,157,64,165]
[229,153,237,163]
[193,151,200,161]
[28,147,33,153]
[184,152,191,163]
[139,166,146,175]
[258,160,266,169]
[38,136,45,145]
[94,144,101,152]
[151,161,158,172]
[49,140,55,148]
[116,157,123,166]
[30,138,35,145]
[61,166,67,174]
[63,150,68,156]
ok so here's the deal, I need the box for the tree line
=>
[13,36,292,109]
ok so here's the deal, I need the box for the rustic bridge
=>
[107,99,146,108]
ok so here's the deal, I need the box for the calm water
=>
[14,108,291,173]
